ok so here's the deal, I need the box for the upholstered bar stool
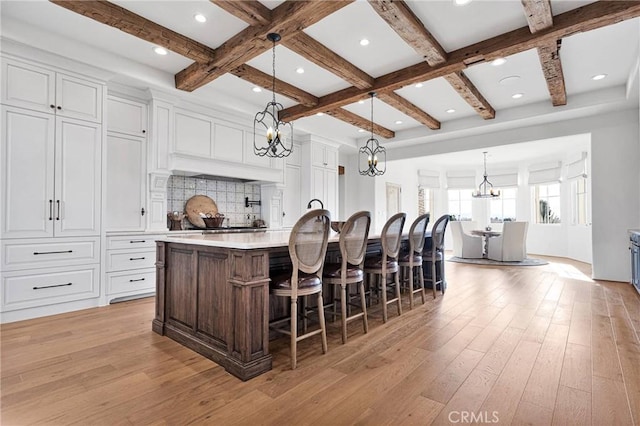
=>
[269,209,331,370]
[323,211,371,344]
[399,213,430,309]
[423,214,450,298]
[364,212,406,323]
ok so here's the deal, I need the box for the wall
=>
[344,108,639,282]
[167,175,261,228]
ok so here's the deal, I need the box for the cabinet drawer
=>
[106,269,155,295]
[1,265,99,311]
[106,249,156,272]
[2,238,100,271]
[107,235,164,250]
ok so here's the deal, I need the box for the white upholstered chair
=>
[450,221,483,259]
[487,221,528,262]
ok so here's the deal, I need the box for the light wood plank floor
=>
[2,256,639,425]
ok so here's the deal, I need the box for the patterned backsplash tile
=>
[167,176,261,228]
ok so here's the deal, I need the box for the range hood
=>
[170,153,282,184]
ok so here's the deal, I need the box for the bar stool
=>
[424,214,450,297]
[323,211,371,344]
[269,209,331,370]
[399,213,430,309]
[364,212,406,323]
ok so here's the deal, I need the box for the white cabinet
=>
[311,143,338,169]
[301,139,339,219]
[2,58,103,123]
[105,96,148,231]
[283,164,302,228]
[105,233,162,302]
[1,106,102,239]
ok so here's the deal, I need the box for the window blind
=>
[418,170,440,188]
[528,161,562,185]
[566,152,588,179]
[446,170,476,189]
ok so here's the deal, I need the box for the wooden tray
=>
[185,195,218,228]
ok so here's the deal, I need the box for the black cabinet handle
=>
[49,200,53,220]
[129,257,146,261]
[34,250,73,255]
[129,278,146,282]
[141,207,145,216]
[142,130,146,134]
[56,200,60,220]
[50,104,55,109]
[130,240,146,244]
[57,106,62,110]
[33,282,72,290]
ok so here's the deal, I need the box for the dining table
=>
[470,229,502,258]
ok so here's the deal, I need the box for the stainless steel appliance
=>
[630,231,640,295]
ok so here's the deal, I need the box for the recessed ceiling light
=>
[358,100,365,104]
[252,87,262,93]
[358,129,365,133]
[446,108,456,114]
[296,67,305,74]
[591,74,607,81]
[194,13,207,23]
[395,120,403,125]
[454,0,472,5]
[499,75,521,86]
[491,57,506,66]
[316,112,324,116]
[360,38,370,46]
[415,83,423,88]
[512,93,524,99]
[153,46,168,56]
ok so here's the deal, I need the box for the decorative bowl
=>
[203,216,225,228]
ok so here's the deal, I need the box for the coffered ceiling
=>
[1,0,638,148]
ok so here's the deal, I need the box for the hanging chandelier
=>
[472,151,500,198]
[253,33,293,158]
[359,92,386,177]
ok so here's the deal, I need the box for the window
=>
[572,177,588,225]
[418,187,433,217]
[448,189,472,221]
[490,187,517,223]
[533,183,561,223]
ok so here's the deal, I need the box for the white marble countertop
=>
[157,230,393,250]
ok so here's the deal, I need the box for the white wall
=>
[345,108,640,281]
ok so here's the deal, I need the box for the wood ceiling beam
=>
[50,0,216,63]
[522,0,567,106]
[175,1,353,92]
[324,109,395,139]
[281,1,640,121]
[211,0,271,26]
[282,33,374,90]
[229,65,318,107]
[377,92,440,130]
[443,72,496,119]
[369,0,494,120]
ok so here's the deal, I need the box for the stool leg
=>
[332,284,337,320]
[381,270,388,323]
[359,280,368,334]
[317,292,328,354]
[408,263,414,310]
[394,270,402,316]
[418,265,425,305]
[302,296,308,333]
[291,297,298,370]
[431,261,437,299]
[340,283,348,344]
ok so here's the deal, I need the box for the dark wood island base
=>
[153,241,273,381]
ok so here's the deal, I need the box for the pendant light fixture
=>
[253,33,293,158]
[472,151,500,198]
[359,92,386,177]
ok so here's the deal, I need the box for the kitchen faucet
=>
[307,198,324,209]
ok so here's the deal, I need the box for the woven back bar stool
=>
[399,213,430,309]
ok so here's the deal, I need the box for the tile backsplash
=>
[167,175,261,228]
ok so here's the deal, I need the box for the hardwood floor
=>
[2,256,639,425]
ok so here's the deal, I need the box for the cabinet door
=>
[54,117,102,237]
[105,134,146,231]
[283,165,301,228]
[324,169,338,220]
[324,147,338,170]
[1,106,55,238]
[311,143,326,167]
[1,59,56,114]
[311,166,325,204]
[107,97,147,137]
[55,73,103,123]
[213,123,243,163]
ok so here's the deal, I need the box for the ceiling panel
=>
[342,97,422,132]
[202,73,298,109]
[395,77,478,122]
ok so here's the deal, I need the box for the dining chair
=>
[487,221,528,261]
[423,214,450,297]
[269,209,331,369]
[450,221,483,259]
[322,211,371,344]
[399,213,430,309]
[364,212,406,323]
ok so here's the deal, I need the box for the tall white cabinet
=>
[300,136,340,220]
[0,56,105,322]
